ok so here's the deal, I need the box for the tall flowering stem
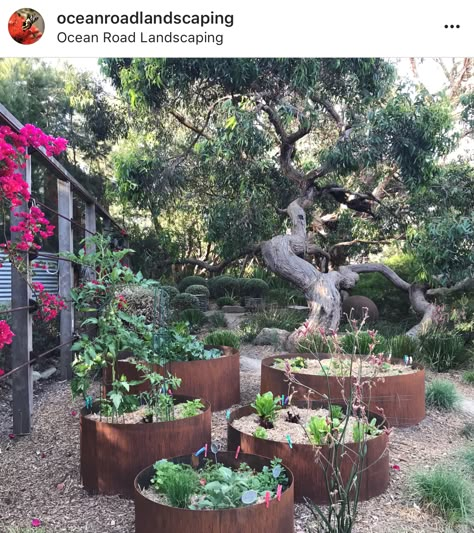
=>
[0,124,68,356]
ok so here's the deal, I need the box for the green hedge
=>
[185,284,210,297]
[178,276,208,292]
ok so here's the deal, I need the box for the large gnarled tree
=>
[102,58,474,338]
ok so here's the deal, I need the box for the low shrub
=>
[171,293,200,312]
[185,284,210,297]
[410,466,473,524]
[386,334,419,360]
[208,276,240,299]
[296,332,334,354]
[204,330,240,349]
[216,296,236,308]
[178,276,208,292]
[179,308,207,330]
[340,331,387,355]
[463,371,474,385]
[208,311,227,329]
[239,309,305,342]
[425,379,460,410]
[239,278,269,298]
[418,326,467,372]
[160,285,179,300]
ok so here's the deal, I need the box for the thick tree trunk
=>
[261,198,358,346]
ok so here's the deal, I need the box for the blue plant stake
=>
[281,395,285,405]
[286,434,293,449]
[195,446,206,456]
[226,409,231,421]
[85,396,93,410]
[404,355,409,366]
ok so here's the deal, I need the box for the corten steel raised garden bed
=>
[134,451,295,533]
[227,402,390,503]
[104,345,240,411]
[260,353,425,427]
[80,395,211,498]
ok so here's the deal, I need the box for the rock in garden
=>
[221,305,246,314]
[39,367,57,380]
[32,371,41,382]
[342,295,379,322]
[254,328,290,346]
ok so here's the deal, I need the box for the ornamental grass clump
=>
[425,379,460,410]
[410,466,473,524]
[463,371,474,385]
[204,330,240,349]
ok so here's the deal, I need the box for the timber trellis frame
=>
[0,103,125,435]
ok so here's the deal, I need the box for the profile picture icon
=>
[8,8,44,45]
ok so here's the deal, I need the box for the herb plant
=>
[181,399,205,418]
[251,392,281,428]
[307,416,330,445]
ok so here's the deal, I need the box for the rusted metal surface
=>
[80,395,211,498]
[104,346,240,411]
[260,353,425,427]
[134,451,294,533]
[228,403,390,503]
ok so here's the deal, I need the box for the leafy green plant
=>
[330,405,344,420]
[160,285,179,300]
[171,293,200,312]
[307,416,330,445]
[425,379,460,410]
[463,371,474,384]
[386,334,419,359]
[254,427,268,439]
[137,369,182,422]
[179,308,207,330]
[341,331,386,355]
[165,467,199,508]
[181,399,205,418]
[251,392,281,428]
[216,296,237,308]
[418,326,466,372]
[240,309,305,341]
[185,284,210,297]
[208,311,227,329]
[297,332,334,354]
[458,446,474,477]
[411,466,473,524]
[204,330,241,349]
[178,276,208,292]
[353,418,382,442]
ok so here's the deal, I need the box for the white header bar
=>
[0,0,471,57]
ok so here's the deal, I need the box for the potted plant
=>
[68,235,212,497]
[134,451,294,533]
[260,323,425,427]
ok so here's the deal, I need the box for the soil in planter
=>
[274,356,419,378]
[139,458,289,509]
[231,406,381,445]
[85,403,204,424]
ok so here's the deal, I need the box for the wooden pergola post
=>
[11,156,33,435]
[58,179,74,380]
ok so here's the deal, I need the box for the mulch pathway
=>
[0,345,473,532]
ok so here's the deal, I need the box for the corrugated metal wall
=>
[0,253,59,302]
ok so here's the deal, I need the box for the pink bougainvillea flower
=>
[8,433,15,439]
[31,518,41,527]
[391,464,401,471]
[70,410,77,417]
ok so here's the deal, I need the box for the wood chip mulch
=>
[0,349,473,532]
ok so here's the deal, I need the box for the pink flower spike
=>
[31,518,41,527]
[391,464,400,471]
[70,410,77,417]
[8,433,15,439]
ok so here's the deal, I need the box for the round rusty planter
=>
[80,395,211,498]
[134,451,294,533]
[104,346,240,411]
[228,402,389,503]
[260,353,425,427]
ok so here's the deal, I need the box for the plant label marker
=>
[204,443,208,458]
[281,394,285,405]
[195,446,205,457]
[265,491,270,508]
[409,356,413,365]
[276,484,282,501]
[272,465,282,478]
[235,445,241,459]
[241,490,257,505]
[404,355,409,366]
[286,435,293,449]
[226,409,231,420]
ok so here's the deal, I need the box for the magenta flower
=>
[70,410,77,417]
[31,518,41,527]
[391,464,400,471]
[8,433,15,439]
